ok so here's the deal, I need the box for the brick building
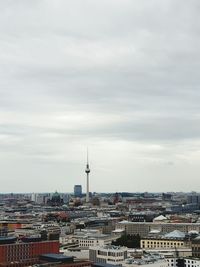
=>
[0,239,59,267]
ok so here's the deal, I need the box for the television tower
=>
[85,149,90,203]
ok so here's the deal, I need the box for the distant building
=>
[31,193,37,202]
[34,193,51,205]
[129,212,156,222]
[74,185,82,198]
[47,191,64,206]
[162,193,172,201]
[187,193,200,203]
[61,193,70,204]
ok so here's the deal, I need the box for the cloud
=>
[0,0,199,192]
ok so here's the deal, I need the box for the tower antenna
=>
[87,147,89,165]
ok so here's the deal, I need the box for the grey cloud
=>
[0,0,200,192]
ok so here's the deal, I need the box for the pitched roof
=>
[164,230,185,238]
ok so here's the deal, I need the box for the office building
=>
[74,185,82,198]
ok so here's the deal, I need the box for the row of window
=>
[144,245,180,248]
[142,241,184,246]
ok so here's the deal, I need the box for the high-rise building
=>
[187,193,200,205]
[74,185,82,198]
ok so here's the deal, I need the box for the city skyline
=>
[0,1,200,192]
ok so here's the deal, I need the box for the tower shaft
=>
[86,173,89,203]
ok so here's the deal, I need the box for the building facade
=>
[140,238,189,249]
[74,185,82,198]
[89,245,128,265]
[77,234,115,248]
[116,222,200,237]
[0,240,59,267]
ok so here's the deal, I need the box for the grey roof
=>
[153,215,167,221]
[164,230,185,238]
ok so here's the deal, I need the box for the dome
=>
[52,191,61,201]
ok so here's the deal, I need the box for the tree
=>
[112,234,140,248]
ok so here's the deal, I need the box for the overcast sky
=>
[0,0,200,193]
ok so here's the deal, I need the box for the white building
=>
[73,229,117,249]
[167,258,200,267]
[146,248,192,258]
[90,245,168,267]
[31,193,37,202]
[77,233,115,248]
[166,258,178,267]
[89,245,128,265]
[184,258,200,267]
[124,258,168,267]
